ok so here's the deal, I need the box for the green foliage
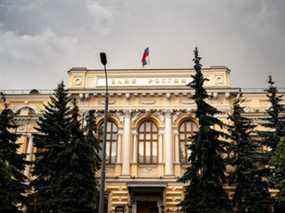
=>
[31,82,72,212]
[259,76,285,153]
[0,96,27,212]
[31,82,99,212]
[272,138,285,205]
[179,48,232,213]
[262,76,285,207]
[84,110,101,172]
[228,93,271,213]
[50,99,99,212]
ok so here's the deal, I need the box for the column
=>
[24,134,33,176]
[158,201,164,213]
[164,110,174,176]
[158,132,164,163]
[131,201,137,213]
[132,132,138,163]
[174,131,180,163]
[122,110,131,176]
[117,131,123,163]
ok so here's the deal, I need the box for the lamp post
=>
[99,52,109,213]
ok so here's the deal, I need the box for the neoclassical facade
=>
[1,67,284,212]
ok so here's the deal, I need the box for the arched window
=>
[137,120,158,164]
[99,120,118,164]
[179,119,197,163]
[15,106,36,116]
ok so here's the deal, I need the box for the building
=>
[1,67,284,212]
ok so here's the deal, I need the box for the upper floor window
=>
[179,119,197,163]
[15,107,36,116]
[138,120,158,164]
[99,120,118,164]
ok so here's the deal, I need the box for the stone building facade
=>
[1,67,284,212]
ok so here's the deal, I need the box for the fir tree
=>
[259,76,285,154]
[85,110,101,173]
[228,92,271,213]
[31,83,100,212]
[31,82,72,212]
[51,99,99,212]
[179,48,232,213]
[262,76,285,209]
[272,138,285,210]
[84,110,101,211]
[0,93,27,212]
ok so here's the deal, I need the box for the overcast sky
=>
[0,0,284,89]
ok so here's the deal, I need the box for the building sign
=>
[77,73,226,88]
[96,77,191,87]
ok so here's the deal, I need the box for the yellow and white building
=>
[1,67,284,213]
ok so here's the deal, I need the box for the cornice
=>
[68,66,231,73]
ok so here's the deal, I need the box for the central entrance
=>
[128,182,165,213]
[137,201,158,213]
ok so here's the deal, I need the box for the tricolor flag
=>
[141,47,150,67]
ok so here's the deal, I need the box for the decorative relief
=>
[131,110,163,128]
[166,93,171,99]
[140,99,156,105]
[71,74,84,87]
[86,77,97,88]
[114,111,124,125]
[100,100,116,105]
[17,125,26,132]
[74,78,82,86]
[180,99,195,105]
[138,165,160,177]
[131,111,143,125]
[215,75,224,86]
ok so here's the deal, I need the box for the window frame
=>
[137,119,159,164]
[98,119,118,164]
[178,119,196,163]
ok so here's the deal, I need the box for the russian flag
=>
[141,47,150,67]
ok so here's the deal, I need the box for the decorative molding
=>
[100,100,116,105]
[166,93,171,99]
[125,93,131,99]
[180,100,195,105]
[225,92,230,98]
[140,99,156,105]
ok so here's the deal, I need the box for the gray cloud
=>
[0,0,284,89]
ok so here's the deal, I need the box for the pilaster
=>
[122,110,131,176]
[24,134,33,177]
[132,131,138,163]
[164,110,174,176]
[117,130,123,163]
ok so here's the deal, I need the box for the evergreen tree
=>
[84,110,101,211]
[259,76,285,154]
[84,110,101,174]
[179,48,232,213]
[272,137,285,210]
[31,82,72,212]
[51,99,99,212]
[228,92,271,213]
[0,93,27,212]
[31,83,100,212]
[262,76,285,209]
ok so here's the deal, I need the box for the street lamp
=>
[99,52,109,213]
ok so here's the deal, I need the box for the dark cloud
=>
[0,0,284,89]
